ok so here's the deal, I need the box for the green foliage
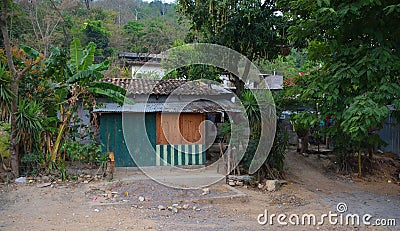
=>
[45,46,70,83]
[20,44,40,59]
[60,140,107,166]
[45,38,127,163]
[266,125,288,178]
[219,121,231,141]
[291,111,317,137]
[70,39,104,73]
[7,0,188,58]
[163,40,223,81]
[284,0,399,129]
[65,38,126,104]
[82,20,110,61]
[341,96,389,143]
[123,21,146,52]
[0,63,13,120]
[124,21,145,35]
[256,51,305,76]
[104,66,131,79]
[21,152,45,175]
[0,121,10,160]
[15,99,44,153]
[236,90,287,179]
[178,0,285,60]
[70,39,86,72]
[57,163,67,181]
[178,0,290,93]
[279,0,400,175]
[241,91,261,135]
[239,121,288,180]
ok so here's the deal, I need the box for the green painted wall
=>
[99,113,206,167]
[99,113,157,167]
[124,113,157,167]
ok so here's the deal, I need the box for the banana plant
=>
[49,38,127,163]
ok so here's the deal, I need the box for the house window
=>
[156,113,205,145]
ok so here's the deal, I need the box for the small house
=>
[220,73,283,91]
[94,78,236,167]
[118,52,166,78]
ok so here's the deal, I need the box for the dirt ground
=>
[0,148,399,231]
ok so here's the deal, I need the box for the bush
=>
[60,140,107,166]
[240,121,288,180]
[21,153,45,175]
[0,122,11,169]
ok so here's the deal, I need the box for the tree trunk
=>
[301,136,309,154]
[358,149,362,177]
[50,104,72,163]
[8,85,18,176]
[232,74,245,96]
[1,0,20,177]
[84,0,90,10]
[368,146,373,159]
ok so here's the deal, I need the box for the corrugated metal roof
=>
[118,52,166,60]
[100,78,233,96]
[94,100,239,113]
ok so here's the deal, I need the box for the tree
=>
[240,90,287,180]
[162,40,222,81]
[123,20,145,52]
[92,0,188,53]
[82,19,111,62]
[15,99,44,155]
[47,38,127,163]
[0,63,12,120]
[280,0,400,176]
[0,0,42,176]
[25,0,62,57]
[177,0,287,94]
[341,96,389,176]
[84,0,92,10]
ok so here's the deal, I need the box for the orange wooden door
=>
[156,113,205,145]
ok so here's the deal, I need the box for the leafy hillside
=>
[1,0,188,57]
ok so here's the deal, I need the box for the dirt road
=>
[0,150,399,230]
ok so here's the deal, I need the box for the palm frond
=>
[88,59,110,72]
[67,70,104,84]
[81,42,96,70]
[15,99,44,152]
[69,38,84,72]
[20,44,40,59]
[0,63,13,120]
[86,87,127,105]
[88,81,127,95]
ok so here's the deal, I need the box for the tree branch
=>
[1,0,17,77]
[48,0,70,45]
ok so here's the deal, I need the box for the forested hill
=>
[1,0,188,58]
[92,0,188,54]
[94,0,177,25]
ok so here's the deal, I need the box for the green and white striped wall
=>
[156,144,205,166]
